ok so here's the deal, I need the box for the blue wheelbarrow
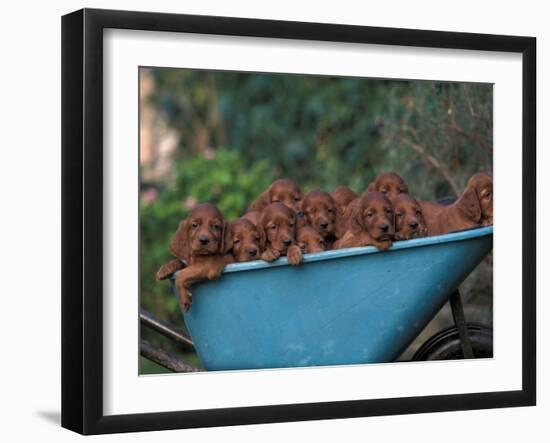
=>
[163,226,493,371]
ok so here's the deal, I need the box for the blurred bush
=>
[140,68,493,372]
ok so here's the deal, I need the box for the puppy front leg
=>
[287,245,303,265]
[261,247,281,262]
[174,267,207,312]
[156,259,185,281]
[206,257,226,280]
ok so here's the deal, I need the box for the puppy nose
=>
[248,247,257,256]
[199,236,210,245]
[297,210,304,217]
[283,239,292,246]
[409,220,418,229]
[379,223,389,232]
[319,220,328,229]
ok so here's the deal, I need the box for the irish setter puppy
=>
[367,172,409,202]
[225,218,265,263]
[330,186,358,214]
[159,203,228,312]
[334,191,394,251]
[426,173,493,235]
[248,178,304,216]
[259,202,303,265]
[302,189,338,246]
[392,194,428,240]
[297,226,327,254]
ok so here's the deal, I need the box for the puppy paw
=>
[287,245,303,265]
[375,240,392,251]
[261,248,280,262]
[178,287,193,312]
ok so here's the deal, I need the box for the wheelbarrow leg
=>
[449,290,475,359]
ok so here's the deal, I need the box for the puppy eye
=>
[327,208,333,213]
[255,236,260,241]
[233,239,240,244]
[396,212,403,217]
[191,222,199,228]
[367,211,374,217]
[385,208,392,213]
[416,209,422,216]
[381,188,388,194]
[294,197,301,201]
[289,222,295,228]
[399,188,406,193]
[271,224,277,230]
[213,224,221,230]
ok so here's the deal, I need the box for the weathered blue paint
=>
[174,226,493,371]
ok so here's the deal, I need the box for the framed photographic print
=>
[62,8,536,435]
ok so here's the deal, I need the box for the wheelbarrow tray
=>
[175,226,493,371]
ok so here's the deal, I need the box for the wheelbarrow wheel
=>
[412,323,493,361]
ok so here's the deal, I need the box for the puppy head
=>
[466,172,493,225]
[330,186,358,213]
[393,194,428,240]
[297,226,327,254]
[225,218,265,262]
[241,210,261,227]
[352,191,395,241]
[302,189,338,239]
[249,178,303,215]
[367,172,409,201]
[170,203,227,260]
[260,202,298,254]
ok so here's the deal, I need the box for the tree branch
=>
[397,135,461,196]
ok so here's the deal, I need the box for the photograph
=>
[139,67,494,374]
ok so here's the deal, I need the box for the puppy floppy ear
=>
[169,219,190,261]
[458,187,482,223]
[257,225,267,249]
[349,206,365,235]
[248,187,271,212]
[222,222,233,254]
[219,219,231,255]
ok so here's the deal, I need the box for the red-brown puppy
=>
[334,191,394,251]
[297,226,327,254]
[367,172,409,201]
[259,202,302,265]
[330,186,358,214]
[248,178,304,215]
[392,194,428,240]
[302,189,338,246]
[162,203,228,311]
[427,173,493,235]
[225,218,265,263]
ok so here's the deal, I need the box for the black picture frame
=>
[62,8,536,435]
